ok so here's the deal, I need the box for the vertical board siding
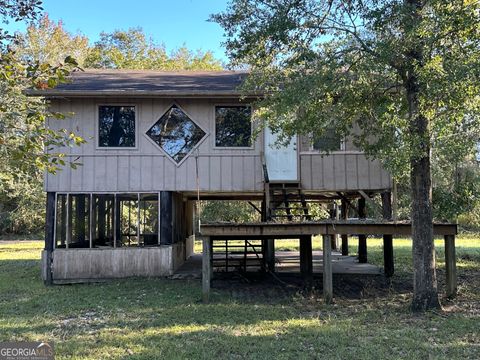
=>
[46,98,391,193]
[300,153,391,191]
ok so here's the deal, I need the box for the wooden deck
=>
[199,221,458,303]
[172,251,381,280]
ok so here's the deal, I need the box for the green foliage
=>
[200,200,260,223]
[13,14,90,66]
[0,1,85,234]
[84,28,223,71]
[213,0,480,178]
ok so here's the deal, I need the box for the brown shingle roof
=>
[28,69,256,97]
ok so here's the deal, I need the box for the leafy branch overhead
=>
[213,0,480,179]
[213,0,480,311]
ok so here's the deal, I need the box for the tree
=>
[84,28,223,70]
[13,13,90,66]
[1,1,84,234]
[213,0,480,311]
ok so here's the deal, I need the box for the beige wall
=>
[45,97,391,194]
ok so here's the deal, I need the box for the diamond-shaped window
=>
[146,104,206,164]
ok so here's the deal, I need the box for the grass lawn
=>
[0,237,479,359]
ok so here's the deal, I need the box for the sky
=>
[4,0,231,61]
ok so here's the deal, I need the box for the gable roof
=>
[27,69,257,98]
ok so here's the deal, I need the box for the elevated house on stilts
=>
[31,70,457,302]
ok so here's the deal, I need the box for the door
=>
[264,127,298,181]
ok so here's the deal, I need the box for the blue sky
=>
[5,0,231,61]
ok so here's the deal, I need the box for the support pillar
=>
[322,234,333,304]
[44,192,55,285]
[340,199,349,256]
[202,235,211,302]
[299,235,313,285]
[264,239,275,272]
[115,196,121,247]
[60,195,66,246]
[382,191,394,277]
[358,197,367,263]
[261,200,275,272]
[444,234,457,298]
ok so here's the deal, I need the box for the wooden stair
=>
[267,182,312,222]
[212,239,265,272]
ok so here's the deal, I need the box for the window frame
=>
[96,103,139,150]
[309,133,346,153]
[144,102,209,167]
[213,104,255,150]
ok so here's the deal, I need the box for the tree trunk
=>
[403,0,440,313]
[410,137,440,311]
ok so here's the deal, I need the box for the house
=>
[31,69,392,283]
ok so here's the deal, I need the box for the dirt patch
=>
[212,271,413,302]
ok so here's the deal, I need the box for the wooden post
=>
[329,204,338,250]
[60,195,66,246]
[261,200,275,272]
[322,234,333,304]
[340,199,349,256]
[265,238,275,271]
[358,197,367,263]
[299,235,313,285]
[444,235,457,298]
[114,194,121,247]
[66,194,71,248]
[382,191,394,277]
[44,192,55,285]
[202,236,211,303]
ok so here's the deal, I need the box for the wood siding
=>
[45,98,391,194]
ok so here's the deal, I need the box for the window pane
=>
[313,128,342,151]
[215,106,252,147]
[99,106,135,147]
[146,105,206,164]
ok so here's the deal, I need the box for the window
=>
[146,104,206,164]
[312,128,343,152]
[98,105,136,147]
[215,106,252,147]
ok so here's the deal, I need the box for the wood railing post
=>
[444,234,457,298]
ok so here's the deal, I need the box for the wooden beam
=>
[248,201,262,215]
[202,236,211,303]
[322,235,333,304]
[336,192,360,215]
[44,192,55,285]
[358,190,383,214]
[358,198,367,263]
[299,235,313,285]
[382,192,394,277]
[200,222,457,237]
[444,235,457,298]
